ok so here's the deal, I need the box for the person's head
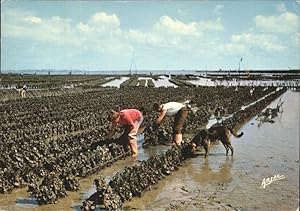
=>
[139,107,146,116]
[108,110,120,122]
[153,103,161,112]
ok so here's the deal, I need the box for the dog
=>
[190,126,244,157]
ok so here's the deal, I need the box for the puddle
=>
[99,75,300,88]
[152,75,177,88]
[206,87,284,128]
[188,77,300,87]
[101,77,129,88]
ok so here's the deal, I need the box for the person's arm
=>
[155,109,167,125]
[108,121,117,139]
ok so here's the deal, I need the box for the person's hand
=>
[152,123,160,130]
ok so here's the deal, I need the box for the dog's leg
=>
[228,144,234,156]
[203,141,209,158]
[225,145,229,156]
[207,140,210,157]
[226,134,234,156]
[221,139,229,156]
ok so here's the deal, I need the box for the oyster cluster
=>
[81,176,122,211]
[28,172,68,205]
[81,143,193,210]
[26,139,129,204]
[142,124,171,148]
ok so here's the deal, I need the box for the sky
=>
[1,0,300,73]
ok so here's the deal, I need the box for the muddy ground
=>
[0,90,299,211]
[125,90,299,211]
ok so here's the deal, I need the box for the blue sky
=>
[1,0,300,72]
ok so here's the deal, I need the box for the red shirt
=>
[114,109,142,126]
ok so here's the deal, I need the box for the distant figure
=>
[17,84,22,97]
[21,84,27,97]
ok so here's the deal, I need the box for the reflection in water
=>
[16,197,38,206]
[190,156,233,185]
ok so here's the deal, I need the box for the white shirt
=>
[161,102,185,116]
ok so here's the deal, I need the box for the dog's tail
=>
[228,128,244,138]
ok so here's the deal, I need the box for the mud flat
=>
[0,77,298,210]
[124,90,299,210]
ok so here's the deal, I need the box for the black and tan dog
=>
[191,126,244,157]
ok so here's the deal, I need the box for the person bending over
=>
[153,102,188,145]
[108,108,143,157]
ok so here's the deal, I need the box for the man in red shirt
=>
[108,108,144,157]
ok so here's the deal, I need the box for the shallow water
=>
[101,77,129,88]
[125,90,300,210]
[100,75,300,88]
[0,91,299,210]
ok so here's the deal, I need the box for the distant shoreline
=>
[1,69,300,76]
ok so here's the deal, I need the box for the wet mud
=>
[125,90,299,211]
[0,87,298,210]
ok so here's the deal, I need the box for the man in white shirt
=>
[153,102,188,145]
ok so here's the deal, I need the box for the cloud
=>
[154,16,200,36]
[6,6,295,67]
[90,12,120,28]
[1,6,226,55]
[2,9,77,45]
[1,9,133,55]
[24,16,42,24]
[124,15,224,50]
[254,12,299,33]
[231,33,286,52]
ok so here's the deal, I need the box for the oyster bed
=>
[80,87,286,210]
[0,85,287,207]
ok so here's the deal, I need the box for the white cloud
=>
[8,7,294,64]
[231,33,286,52]
[126,29,148,43]
[254,12,299,33]
[90,12,120,28]
[197,17,224,31]
[2,9,77,45]
[153,16,223,37]
[77,22,92,33]
[24,16,42,24]
[123,15,224,50]
[155,16,200,36]
[1,9,132,54]
[1,7,226,55]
